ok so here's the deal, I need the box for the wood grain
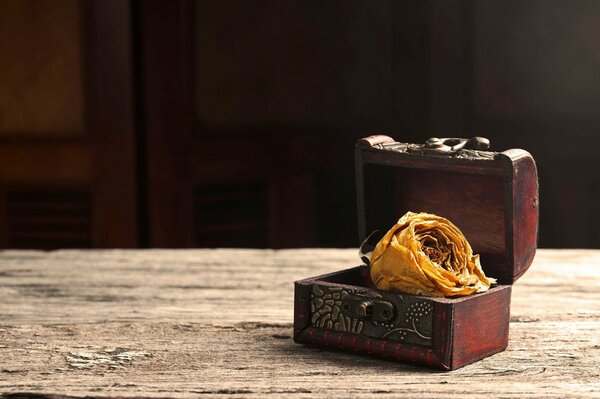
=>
[0,249,599,398]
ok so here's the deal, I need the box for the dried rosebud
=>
[370,212,495,297]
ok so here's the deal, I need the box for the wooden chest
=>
[293,135,539,370]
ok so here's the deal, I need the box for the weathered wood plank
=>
[0,249,599,398]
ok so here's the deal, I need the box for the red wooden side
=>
[449,285,511,369]
[293,281,312,338]
[431,302,452,368]
[503,150,539,281]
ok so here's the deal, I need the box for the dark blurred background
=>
[0,0,599,249]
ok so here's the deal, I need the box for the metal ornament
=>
[361,136,497,160]
[310,284,433,346]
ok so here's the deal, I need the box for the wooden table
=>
[0,249,599,398]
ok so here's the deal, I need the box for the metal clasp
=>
[421,137,490,155]
[341,296,395,322]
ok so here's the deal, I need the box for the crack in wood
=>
[64,348,151,370]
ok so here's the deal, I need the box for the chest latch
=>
[341,295,395,322]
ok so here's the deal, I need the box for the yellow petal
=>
[371,242,438,296]
[370,211,495,298]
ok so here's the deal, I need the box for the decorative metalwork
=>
[370,137,497,160]
[382,299,433,342]
[310,284,433,347]
[310,285,369,334]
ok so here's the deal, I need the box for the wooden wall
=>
[430,0,600,248]
[1,0,598,249]
[140,0,430,248]
[0,0,137,249]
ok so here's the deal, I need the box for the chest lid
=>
[355,135,538,285]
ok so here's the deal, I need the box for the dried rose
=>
[370,211,495,297]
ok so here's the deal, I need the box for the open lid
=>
[355,135,539,285]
